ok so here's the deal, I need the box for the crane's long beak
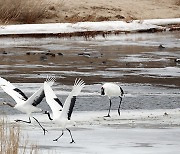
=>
[43,110,48,114]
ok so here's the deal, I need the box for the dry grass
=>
[175,0,180,5]
[0,118,39,154]
[0,0,50,24]
[0,119,20,154]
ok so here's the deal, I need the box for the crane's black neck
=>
[101,87,105,95]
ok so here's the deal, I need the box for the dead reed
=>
[0,118,39,154]
[0,0,49,24]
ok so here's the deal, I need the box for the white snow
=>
[142,18,180,26]
[0,18,180,35]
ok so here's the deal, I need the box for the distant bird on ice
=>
[0,76,55,135]
[101,83,124,117]
[43,78,85,143]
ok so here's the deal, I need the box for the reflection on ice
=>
[0,31,179,87]
[0,31,180,48]
[107,67,180,77]
[119,55,167,62]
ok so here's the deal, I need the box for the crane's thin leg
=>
[66,128,75,143]
[32,117,48,135]
[104,99,112,117]
[118,97,122,116]
[15,117,31,123]
[53,130,64,142]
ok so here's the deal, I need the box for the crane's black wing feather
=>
[67,96,76,120]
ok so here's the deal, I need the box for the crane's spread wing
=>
[61,78,85,120]
[44,81,63,118]
[26,76,56,106]
[0,77,28,103]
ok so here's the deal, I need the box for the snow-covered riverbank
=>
[0,18,180,37]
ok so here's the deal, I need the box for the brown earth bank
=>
[0,0,180,24]
[46,0,180,23]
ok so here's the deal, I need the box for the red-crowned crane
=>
[43,78,85,143]
[101,83,124,117]
[0,76,55,135]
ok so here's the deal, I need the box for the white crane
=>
[43,78,85,143]
[101,83,124,117]
[0,76,55,135]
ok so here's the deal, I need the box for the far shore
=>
[0,0,180,25]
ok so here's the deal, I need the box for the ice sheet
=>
[2,109,180,154]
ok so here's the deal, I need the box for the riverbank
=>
[44,0,180,23]
[0,18,180,38]
[0,0,179,24]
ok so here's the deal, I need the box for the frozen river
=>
[0,31,180,154]
[0,31,179,114]
[0,31,179,86]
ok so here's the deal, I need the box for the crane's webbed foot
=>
[70,139,75,144]
[14,119,31,123]
[53,138,59,142]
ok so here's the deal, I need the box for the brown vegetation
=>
[175,0,180,5]
[0,0,56,24]
[0,0,179,24]
[0,118,39,154]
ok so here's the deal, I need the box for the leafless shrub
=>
[0,0,50,24]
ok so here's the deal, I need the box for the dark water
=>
[0,83,179,115]
[0,31,179,115]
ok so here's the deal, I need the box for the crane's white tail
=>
[45,75,56,86]
[72,78,85,96]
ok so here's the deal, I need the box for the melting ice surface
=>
[0,30,180,153]
[1,82,180,153]
[5,109,180,154]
